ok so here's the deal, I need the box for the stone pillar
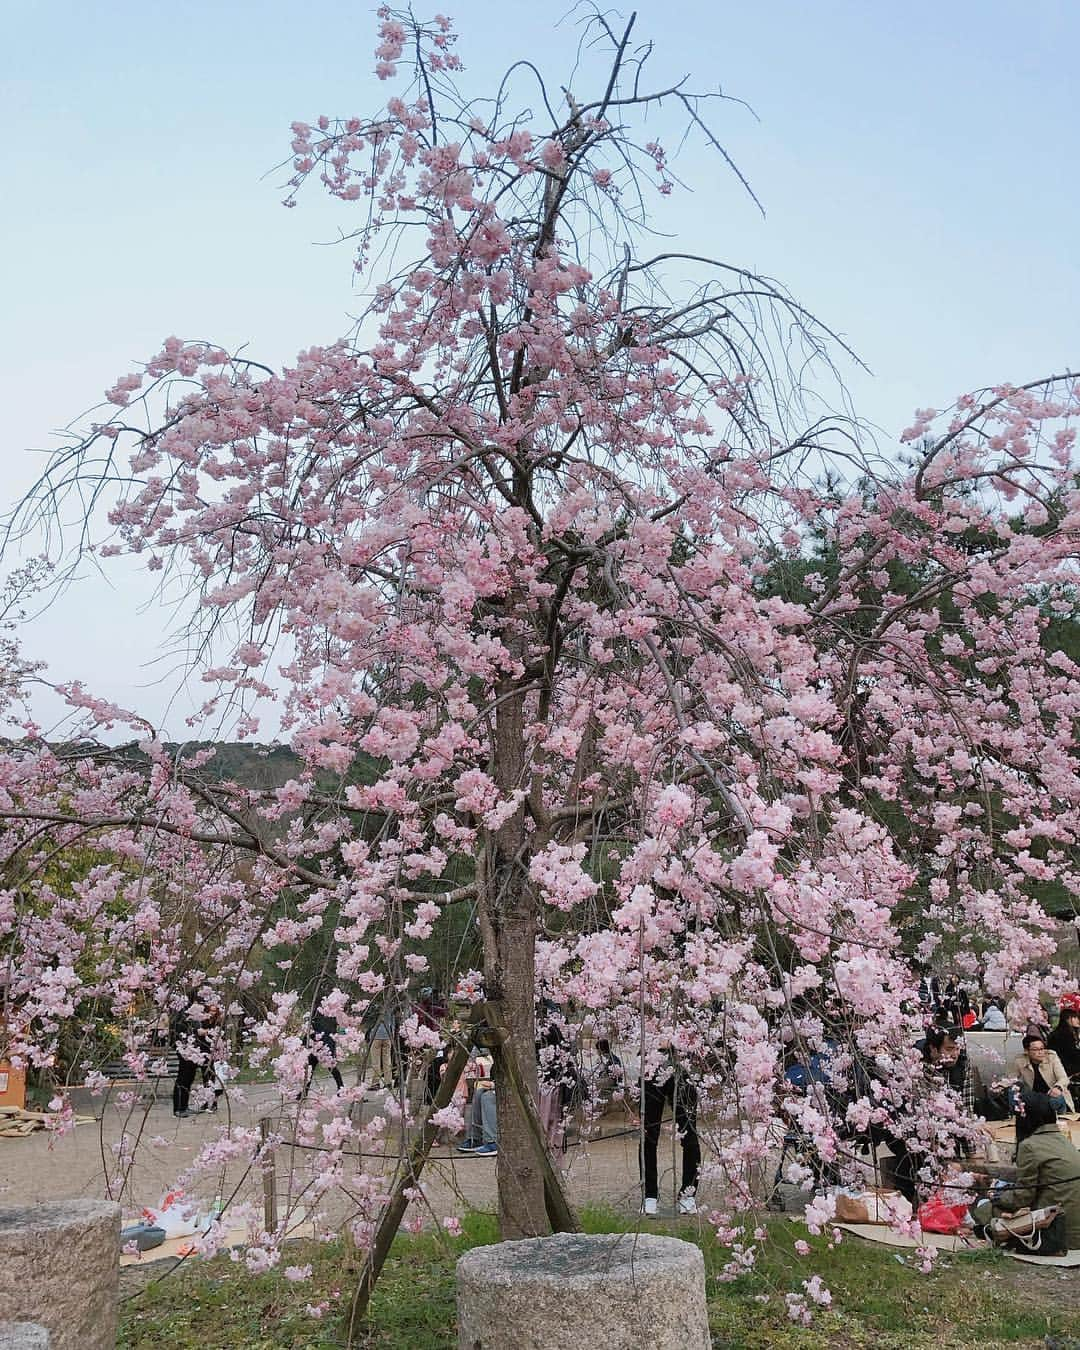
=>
[0,1326,51,1349]
[456,1232,710,1350]
[0,1201,120,1350]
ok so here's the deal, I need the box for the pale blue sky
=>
[3,0,1078,734]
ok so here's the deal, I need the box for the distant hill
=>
[166,741,307,788]
[3,736,382,800]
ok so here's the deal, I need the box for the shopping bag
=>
[988,1205,1066,1254]
[834,1188,912,1225]
[917,1196,970,1234]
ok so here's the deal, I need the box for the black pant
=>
[173,1055,197,1114]
[775,1128,841,1193]
[640,1075,700,1200]
[426,1052,445,1106]
[309,1055,344,1090]
[302,1047,344,1096]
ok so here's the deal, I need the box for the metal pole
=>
[259,1116,277,1232]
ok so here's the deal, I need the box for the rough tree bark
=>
[481,646,552,1238]
[488,910,547,1237]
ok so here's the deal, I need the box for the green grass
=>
[118,1210,1080,1349]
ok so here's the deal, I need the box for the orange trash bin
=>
[0,1062,27,1110]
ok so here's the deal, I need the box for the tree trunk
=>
[490,1009,579,1235]
[487,909,549,1237]
[480,652,551,1239]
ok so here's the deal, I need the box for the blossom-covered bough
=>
[2,3,1079,1318]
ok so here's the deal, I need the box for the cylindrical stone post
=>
[456,1232,710,1350]
[0,1201,120,1350]
[0,1327,51,1350]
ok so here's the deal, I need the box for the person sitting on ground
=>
[457,1053,497,1156]
[875,1029,978,1200]
[978,998,1008,1031]
[1026,1008,1052,1041]
[1047,997,1080,1092]
[994,1092,1080,1252]
[918,1027,975,1105]
[1013,1036,1074,1113]
[776,1045,841,1194]
[923,1024,984,1143]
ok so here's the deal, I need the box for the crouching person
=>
[991,1093,1080,1255]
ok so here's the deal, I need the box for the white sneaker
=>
[678,1189,698,1215]
[641,1197,658,1217]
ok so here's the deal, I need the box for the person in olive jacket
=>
[997,1093,1080,1250]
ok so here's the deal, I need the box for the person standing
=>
[198,1003,225,1111]
[416,990,447,1104]
[302,1010,345,1096]
[639,1060,700,1216]
[171,993,204,1118]
[368,1006,395,1089]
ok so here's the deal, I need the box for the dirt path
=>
[1,1074,660,1226]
